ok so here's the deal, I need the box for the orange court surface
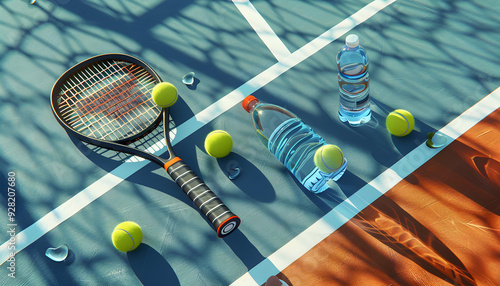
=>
[277,107,500,286]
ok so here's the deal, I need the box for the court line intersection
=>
[231,0,291,61]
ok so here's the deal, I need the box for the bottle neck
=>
[345,44,360,51]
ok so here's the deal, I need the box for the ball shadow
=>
[127,244,180,286]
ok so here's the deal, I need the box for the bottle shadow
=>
[302,153,483,285]
[353,196,476,285]
[293,170,367,213]
[471,156,500,190]
[433,138,500,215]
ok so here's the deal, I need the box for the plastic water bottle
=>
[337,34,371,126]
[242,95,347,193]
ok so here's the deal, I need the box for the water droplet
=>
[182,72,195,86]
[426,132,447,148]
[227,167,241,180]
[46,245,69,262]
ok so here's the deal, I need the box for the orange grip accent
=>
[164,157,182,171]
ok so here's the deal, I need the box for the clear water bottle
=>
[337,34,371,126]
[242,95,347,193]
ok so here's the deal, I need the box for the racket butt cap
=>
[216,215,240,237]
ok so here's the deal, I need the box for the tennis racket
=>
[50,53,240,237]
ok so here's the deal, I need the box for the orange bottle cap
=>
[242,95,259,112]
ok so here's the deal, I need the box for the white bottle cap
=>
[345,34,359,48]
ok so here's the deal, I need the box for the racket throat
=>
[163,157,182,171]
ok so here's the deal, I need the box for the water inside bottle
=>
[338,73,369,95]
[337,43,371,126]
[268,118,347,193]
[337,48,368,78]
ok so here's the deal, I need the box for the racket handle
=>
[165,158,240,237]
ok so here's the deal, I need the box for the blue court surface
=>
[1,0,499,285]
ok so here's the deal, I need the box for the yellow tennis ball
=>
[111,221,143,252]
[314,145,344,173]
[204,130,233,158]
[386,109,415,137]
[152,82,178,108]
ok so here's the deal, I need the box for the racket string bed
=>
[57,60,160,141]
[58,62,138,139]
[59,62,126,118]
[76,62,155,138]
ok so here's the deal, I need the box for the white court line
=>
[230,85,500,286]
[232,0,291,61]
[0,0,395,265]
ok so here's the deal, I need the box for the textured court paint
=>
[0,160,148,264]
[0,0,401,268]
[230,87,500,285]
[232,0,291,61]
[0,2,498,286]
[0,0,395,265]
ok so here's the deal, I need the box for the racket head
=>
[51,54,240,237]
[50,54,163,145]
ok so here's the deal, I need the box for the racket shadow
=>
[71,113,186,174]
[65,102,238,234]
[69,122,208,203]
[224,229,266,271]
[68,121,167,173]
[128,243,180,286]
[69,121,205,198]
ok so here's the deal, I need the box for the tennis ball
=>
[152,82,178,108]
[386,109,415,137]
[205,130,233,158]
[111,221,143,252]
[314,145,344,173]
